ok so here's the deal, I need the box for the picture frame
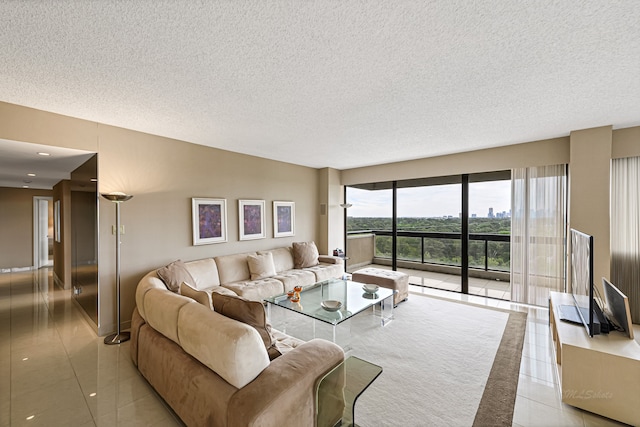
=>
[239,199,266,240]
[273,201,295,238]
[192,198,227,245]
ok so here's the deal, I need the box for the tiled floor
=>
[0,268,630,426]
[0,269,182,427]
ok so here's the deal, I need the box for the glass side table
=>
[316,356,383,427]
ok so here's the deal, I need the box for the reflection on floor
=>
[0,269,625,426]
[0,269,183,427]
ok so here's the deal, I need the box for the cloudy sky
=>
[346,180,511,218]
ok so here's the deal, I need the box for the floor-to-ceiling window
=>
[468,172,512,299]
[396,177,462,292]
[346,170,512,300]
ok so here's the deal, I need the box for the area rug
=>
[343,293,527,427]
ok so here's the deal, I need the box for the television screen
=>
[602,277,634,340]
[569,229,600,336]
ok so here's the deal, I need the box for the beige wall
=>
[569,126,612,293]
[0,101,320,335]
[0,187,53,269]
[341,136,570,186]
[612,127,640,159]
[317,168,343,253]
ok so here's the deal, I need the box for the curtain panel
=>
[511,164,567,306]
[611,156,640,323]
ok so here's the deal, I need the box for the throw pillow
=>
[293,241,320,269]
[247,252,277,280]
[157,260,195,293]
[210,293,278,357]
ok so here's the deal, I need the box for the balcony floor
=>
[348,263,512,301]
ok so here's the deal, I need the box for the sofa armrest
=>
[318,255,344,265]
[227,339,344,427]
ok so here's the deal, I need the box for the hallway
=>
[0,269,181,427]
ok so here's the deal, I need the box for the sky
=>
[346,180,511,218]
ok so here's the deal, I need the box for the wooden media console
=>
[549,292,640,425]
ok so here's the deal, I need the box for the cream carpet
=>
[342,293,526,427]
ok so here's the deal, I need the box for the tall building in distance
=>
[488,207,494,218]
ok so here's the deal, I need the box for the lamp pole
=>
[101,192,133,345]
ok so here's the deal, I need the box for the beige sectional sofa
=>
[130,243,346,426]
[171,244,344,307]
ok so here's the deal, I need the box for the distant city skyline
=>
[346,181,511,218]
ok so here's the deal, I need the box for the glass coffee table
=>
[264,279,394,350]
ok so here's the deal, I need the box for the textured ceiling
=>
[0,1,639,170]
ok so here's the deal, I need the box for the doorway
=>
[33,196,53,269]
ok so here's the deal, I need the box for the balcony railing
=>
[347,230,510,273]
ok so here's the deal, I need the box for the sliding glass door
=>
[396,178,462,292]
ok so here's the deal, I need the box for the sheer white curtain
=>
[611,156,640,323]
[511,164,567,306]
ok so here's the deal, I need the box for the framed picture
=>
[273,201,295,238]
[239,199,266,240]
[192,198,227,245]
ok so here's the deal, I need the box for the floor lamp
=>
[101,192,133,345]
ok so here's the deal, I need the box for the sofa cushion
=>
[184,258,220,289]
[180,281,237,310]
[221,278,284,302]
[293,241,320,268]
[143,288,195,345]
[263,247,295,272]
[274,269,317,292]
[157,260,195,293]
[305,262,345,283]
[247,252,277,280]
[215,252,256,284]
[177,302,270,389]
[211,293,276,352]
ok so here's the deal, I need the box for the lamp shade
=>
[101,192,133,202]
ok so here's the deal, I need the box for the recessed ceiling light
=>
[89,392,97,397]
[90,178,98,182]
[26,415,35,420]
[27,173,36,177]
[22,185,29,188]
[37,152,50,156]
[22,357,28,361]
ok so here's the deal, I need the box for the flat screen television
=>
[561,229,607,336]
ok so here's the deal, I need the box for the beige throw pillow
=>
[293,241,320,269]
[210,293,280,359]
[247,253,277,280]
[156,260,195,293]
